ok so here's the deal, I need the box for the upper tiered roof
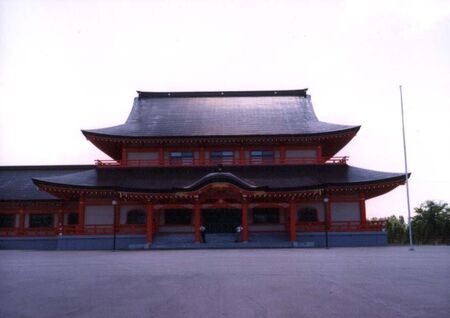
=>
[82,89,359,139]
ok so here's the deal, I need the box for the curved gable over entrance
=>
[181,172,262,192]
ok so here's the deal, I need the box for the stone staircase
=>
[151,232,295,249]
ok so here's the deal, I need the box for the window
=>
[250,150,274,162]
[169,152,193,164]
[165,209,192,225]
[67,213,79,225]
[29,214,54,228]
[298,207,318,222]
[252,208,279,224]
[127,209,146,225]
[0,214,15,228]
[210,150,234,163]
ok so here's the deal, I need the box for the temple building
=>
[0,89,407,249]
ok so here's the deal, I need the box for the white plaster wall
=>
[331,202,360,222]
[85,206,114,225]
[120,205,145,224]
[127,152,158,160]
[298,203,324,221]
[286,149,317,158]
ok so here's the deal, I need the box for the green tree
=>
[412,200,450,244]
[385,215,407,244]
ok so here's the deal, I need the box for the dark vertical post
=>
[58,206,64,236]
[323,197,330,249]
[78,197,85,234]
[242,196,248,242]
[146,203,153,245]
[194,199,201,243]
[112,200,118,250]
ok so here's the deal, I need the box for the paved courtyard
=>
[0,246,449,318]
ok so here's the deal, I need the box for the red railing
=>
[0,227,59,237]
[0,221,384,238]
[298,220,385,232]
[63,224,147,235]
[96,156,348,168]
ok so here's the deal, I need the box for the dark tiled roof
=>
[32,165,405,193]
[0,165,94,201]
[82,90,359,138]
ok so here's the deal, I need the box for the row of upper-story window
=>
[122,146,321,166]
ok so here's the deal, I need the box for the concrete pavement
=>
[0,246,449,318]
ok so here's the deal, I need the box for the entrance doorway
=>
[201,208,241,233]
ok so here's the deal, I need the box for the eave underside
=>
[83,128,359,160]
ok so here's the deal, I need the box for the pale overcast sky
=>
[1,0,449,219]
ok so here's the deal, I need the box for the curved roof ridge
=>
[181,171,261,191]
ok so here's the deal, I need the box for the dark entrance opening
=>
[201,208,241,233]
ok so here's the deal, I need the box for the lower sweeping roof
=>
[27,165,406,196]
[0,165,93,201]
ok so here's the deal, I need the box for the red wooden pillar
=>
[359,194,367,227]
[199,147,205,165]
[146,204,153,245]
[159,147,164,166]
[121,148,128,166]
[242,198,248,242]
[280,145,286,164]
[316,145,322,163]
[239,147,245,165]
[78,197,85,233]
[19,207,25,235]
[194,200,201,243]
[289,201,297,242]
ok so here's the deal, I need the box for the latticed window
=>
[210,151,234,160]
[127,210,146,225]
[165,209,192,225]
[0,214,15,228]
[29,214,54,228]
[169,151,194,165]
[298,207,318,222]
[252,208,279,224]
[250,150,274,159]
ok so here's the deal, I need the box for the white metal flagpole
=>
[399,85,414,251]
